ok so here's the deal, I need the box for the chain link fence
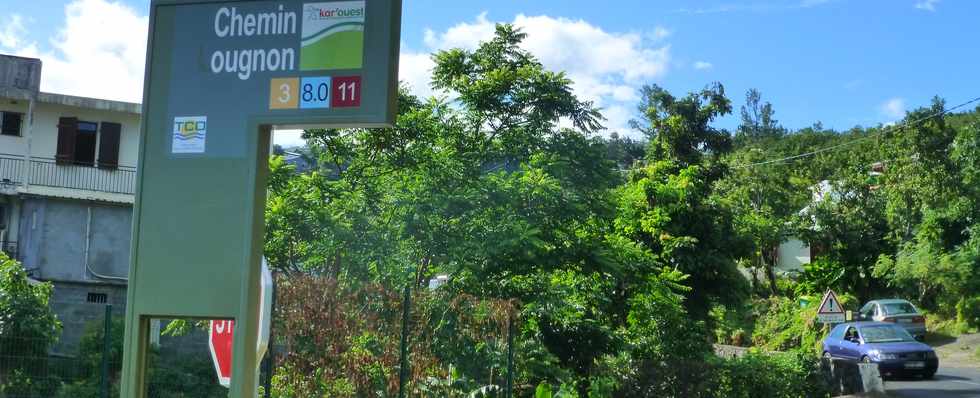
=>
[267,273,518,398]
[0,302,233,398]
[0,275,519,397]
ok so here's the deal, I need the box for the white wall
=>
[0,100,30,155]
[776,238,811,273]
[29,103,141,168]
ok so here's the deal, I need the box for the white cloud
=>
[272,130,306,148]
[693,61,713,70]
[3,3,668,141]
[880,98,907,119]
[915,0,939,11]
[398,50,437,99]
[0,15,28,49]
[0,0,147,103]
[416,13,671,136]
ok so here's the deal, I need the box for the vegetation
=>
[56,316,226,398]
[3,19,978,398]
[0,252,61,397]
[261,25,843,397]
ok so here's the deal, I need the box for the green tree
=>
[873,100,980,319]
[735,88,784,145]
[631,83,732,168]
[0,253,61,396]
[718,148,805,295]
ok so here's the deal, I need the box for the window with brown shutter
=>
[73,121,98,166]
[1,112,22,136]
[98,122,121,169]
[56,117,78,164]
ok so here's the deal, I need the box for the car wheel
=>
[923,371,936,380]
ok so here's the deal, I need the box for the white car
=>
[858,299,927,340]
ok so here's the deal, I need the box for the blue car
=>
[822,322,938,378]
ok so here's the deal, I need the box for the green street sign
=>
[121,1,401,396]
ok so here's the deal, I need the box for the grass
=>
[925,312,974,337]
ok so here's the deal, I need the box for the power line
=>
[734,95,980,169]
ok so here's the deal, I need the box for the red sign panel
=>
[208,320,235,386]
[331,76,362,108]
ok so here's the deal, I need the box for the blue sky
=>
[0,0,976,145]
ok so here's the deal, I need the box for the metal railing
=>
[0,153,136,195]
[0,154,24,184]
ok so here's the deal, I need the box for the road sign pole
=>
[228,125,269,398]
[123,1,401,395]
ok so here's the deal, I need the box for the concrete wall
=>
[47,282,206,359]
[0,55,41,92]
[48,281,127,356]
[0,194,21,245]
[17,197,131,282]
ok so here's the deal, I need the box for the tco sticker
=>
[172,116,207,154]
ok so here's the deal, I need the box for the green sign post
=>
[121,1,401,396]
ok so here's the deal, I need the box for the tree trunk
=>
[763,247,779,296]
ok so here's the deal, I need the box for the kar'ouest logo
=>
[301,1,366,71]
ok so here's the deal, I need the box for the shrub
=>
[956,297,980,330]
[751,297,830,355]
[712,351,829,398]
[794,258,846,297]
[272,275,516,397]
[0,253,62,397]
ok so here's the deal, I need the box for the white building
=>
[774,180,834,274]
[0,54,141,353]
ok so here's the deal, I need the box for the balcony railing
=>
[0,153,136,195]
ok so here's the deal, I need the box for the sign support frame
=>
[120,1,401,396]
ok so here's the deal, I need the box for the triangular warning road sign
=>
[817,290,844,314]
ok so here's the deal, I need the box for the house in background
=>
[774,180,835,274]
[0,54,141,354]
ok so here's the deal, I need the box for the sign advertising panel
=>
[121,1,401,396]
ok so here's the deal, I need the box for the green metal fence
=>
[0,278,517,398]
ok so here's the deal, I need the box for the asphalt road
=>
[887,367,980,398]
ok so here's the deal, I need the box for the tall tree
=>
[619,83,751,319]
[631,83,733,169]
[735,88,784,145]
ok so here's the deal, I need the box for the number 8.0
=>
[302,83,329,102]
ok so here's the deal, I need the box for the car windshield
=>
[861,325,915,343]
[882,302,917,315]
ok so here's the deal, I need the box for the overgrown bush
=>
[957,297,980,330]
[57,315,124,396]
[54,316,224,398]
[712,351,828,398]
[794,258,846,297]
[272,275,515,397]
[0,253,62,397]
[751,297,830,355]
[710,303,755,346]
[599,348,829,397]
